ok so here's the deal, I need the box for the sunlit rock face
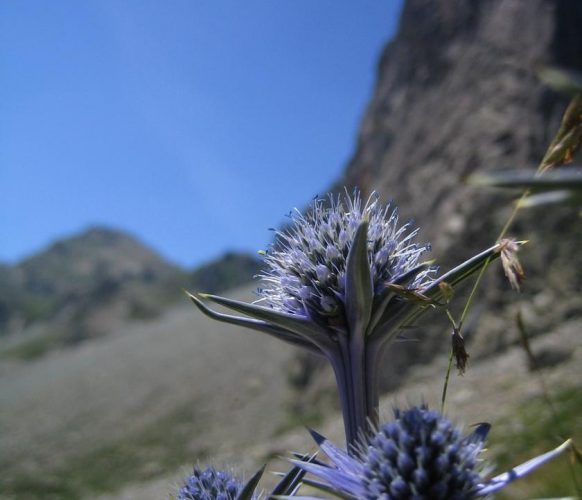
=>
[345,0,582,252]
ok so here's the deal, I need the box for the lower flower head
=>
[294,405,571,499]
[178,467,245,500]
[361,407,483,499]
[294,406,492,500]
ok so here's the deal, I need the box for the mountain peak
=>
[0,225,262,348]
[17,226,179,294]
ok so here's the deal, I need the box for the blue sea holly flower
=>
[177,465,264,500]
[256,192,436,322]
[291,406,573,499]
[176,459,316,499]
[188,190,517,448]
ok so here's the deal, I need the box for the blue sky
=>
[1,1,402,268]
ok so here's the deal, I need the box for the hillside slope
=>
[0,286,296,499]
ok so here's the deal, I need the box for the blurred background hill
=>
[1,0,581,499]
[0,227,260,360]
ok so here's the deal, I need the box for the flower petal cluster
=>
[293,406,572,499]
[362,406,484,499]
[178,467,245,500]
[257,191,436,328]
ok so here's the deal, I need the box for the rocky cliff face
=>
[307,0,582,396]
[345,0,581,247]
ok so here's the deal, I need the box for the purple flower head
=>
[188,189,517,448]
[257,191,436,329]
[293,406,572,499]
[178,467,245,500]
[361,407,484,499]
[177,466,263,500]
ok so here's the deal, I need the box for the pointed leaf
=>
[308,429,362,475]
[291,452,326,466]
[369,243,515,341]
[236,465,265,500]
[368,289,398,336]
[478,439,572,495]
[470,167,582,192]
[464,422,491,445]
[198,293,335,352]
[425,242,515,297]
[345,221,373,336]
[538,66,582,95]
[289,460,361,498]
[186,292,321,354]
[518,190,582,207]
[269,453,317,497]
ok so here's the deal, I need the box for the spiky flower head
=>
[258,190,436,329]
[293,406,572,499]
[362,406,484,499]
[177,467,245,500]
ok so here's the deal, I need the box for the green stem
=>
[440,308,458,412]
[441,349,454,414]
